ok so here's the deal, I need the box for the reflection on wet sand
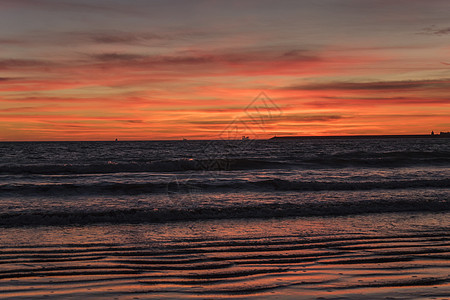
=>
[0,212,449,299]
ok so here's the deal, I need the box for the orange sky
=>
[0,0,449,141]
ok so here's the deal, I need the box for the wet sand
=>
[0,212,449,299]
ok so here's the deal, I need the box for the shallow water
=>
[0,212,449,299]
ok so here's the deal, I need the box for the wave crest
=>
[1,198,448,227]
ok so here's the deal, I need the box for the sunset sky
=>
[0,0,449,141]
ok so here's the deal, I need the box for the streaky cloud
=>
[281,79,450,91]
[421,25,450,35]
[3,0,135,15]
[92,53,146,62]
[304,96,450,108]
[89,48,320,67]
[189,114,346,125]
[86,30,209,44]
[0,59,53,69]
[0,29,212,48]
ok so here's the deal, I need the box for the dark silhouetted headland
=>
[270,133,450,140]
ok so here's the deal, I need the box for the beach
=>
[0,138,449,299]
[0,212,449,299]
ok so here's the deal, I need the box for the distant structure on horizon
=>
[431,131,450,137]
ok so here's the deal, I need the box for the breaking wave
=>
[0,149,449,175]
[1,198,448,227]
[1,178,449,196]
[0,159,287,175]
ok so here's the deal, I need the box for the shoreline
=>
[0,211,449,299]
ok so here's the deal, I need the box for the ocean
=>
[0,138,449,299]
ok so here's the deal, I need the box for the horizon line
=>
[1,133,448,142]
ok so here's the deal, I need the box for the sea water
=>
[0,138,448,225]
[0,138,449,298]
